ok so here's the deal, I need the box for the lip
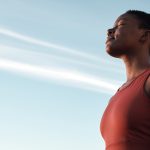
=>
[105,37,115,44]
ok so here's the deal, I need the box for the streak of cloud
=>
[0,44,124,75]
[0,27,121,67]
[0,58,119,94]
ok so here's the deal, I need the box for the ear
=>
[139,30,150,43]
[147,30,150,40]
[147,30,150,48]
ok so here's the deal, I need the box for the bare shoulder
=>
[144,75,150,98]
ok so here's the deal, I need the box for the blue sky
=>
[0,0,149,149]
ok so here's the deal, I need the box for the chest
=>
[100,88,150,138]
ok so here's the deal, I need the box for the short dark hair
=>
[124,10,150,30]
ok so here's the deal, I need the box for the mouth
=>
[105,36,115,44]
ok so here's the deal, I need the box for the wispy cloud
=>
[0,27,121,67]
[0,58,119,94]
[0,44,124,75]
[0,28,122,94]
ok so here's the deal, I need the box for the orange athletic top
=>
[100,68,150,150]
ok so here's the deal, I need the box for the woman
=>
[100,10,150,150]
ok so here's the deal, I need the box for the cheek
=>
[115,29,127,40]
[115,30,134,46]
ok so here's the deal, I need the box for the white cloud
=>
[0,27,121,67]
[0,58,119,94]
[0,44,124,75]
[0,28,123,95]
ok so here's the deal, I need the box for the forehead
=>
[114,14,139,26]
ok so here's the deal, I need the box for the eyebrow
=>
[117,18,128,23]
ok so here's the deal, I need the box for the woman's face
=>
[105,14,143,58]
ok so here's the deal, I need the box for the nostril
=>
[107,28,115,37]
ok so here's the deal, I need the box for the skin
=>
[106,13,150,94]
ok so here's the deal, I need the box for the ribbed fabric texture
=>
[100,69,150,150]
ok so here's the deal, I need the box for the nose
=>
[107,28,115,36]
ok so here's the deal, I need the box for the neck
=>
[121,53,150,82]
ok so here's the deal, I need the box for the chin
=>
[106,46,122,58]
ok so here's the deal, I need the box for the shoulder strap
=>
[141,69,150,98]
[132,69,150,95]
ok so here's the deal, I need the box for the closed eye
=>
[113,24,125,29]
[118,23,125,26]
